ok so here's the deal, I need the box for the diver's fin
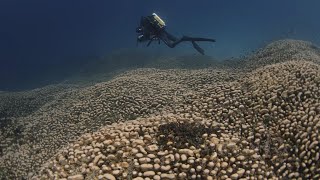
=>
[192,41,205,55]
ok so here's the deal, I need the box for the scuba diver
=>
[136,13,216,55]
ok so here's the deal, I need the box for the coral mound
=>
[0,68,239,179]
[244,39,320,69]
[38,115,276,180]
[0,39,319,179]
[37,60,320,180]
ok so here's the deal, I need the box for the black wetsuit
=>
[137,15,215,55]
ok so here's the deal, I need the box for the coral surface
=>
[0,39,319,179]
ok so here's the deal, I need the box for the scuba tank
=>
[151,13,166,29]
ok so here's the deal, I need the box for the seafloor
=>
[0,39,319,179]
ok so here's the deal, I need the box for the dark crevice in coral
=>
[156,121,220,150]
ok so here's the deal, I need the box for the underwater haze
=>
[0,0,320,90]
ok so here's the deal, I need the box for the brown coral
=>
[0,39,319,179]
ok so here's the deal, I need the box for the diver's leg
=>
[179,36,216,43]
[158,31,177,48]
[160,35,208,54]
[158,31,214,55]
[166,32,178,42]
[171,36,215,55]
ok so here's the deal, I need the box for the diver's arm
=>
[147,39,153,46]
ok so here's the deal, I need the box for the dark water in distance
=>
[0,0,319,91]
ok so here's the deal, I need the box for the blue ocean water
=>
[0,0,319,90]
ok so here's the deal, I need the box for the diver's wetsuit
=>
[137,15,215,55]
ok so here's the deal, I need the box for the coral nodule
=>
[0,39,319,179]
